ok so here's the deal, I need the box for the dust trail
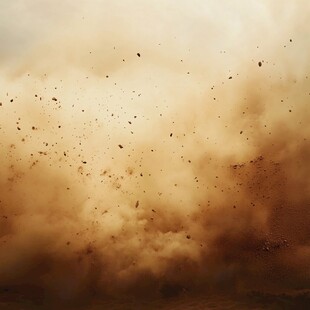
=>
[0,0,309,306]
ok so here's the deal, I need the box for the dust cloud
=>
[0,0,309,307]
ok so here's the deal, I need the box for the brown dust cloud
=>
[0,1,309,309]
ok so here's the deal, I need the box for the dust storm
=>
[0,0,309,308]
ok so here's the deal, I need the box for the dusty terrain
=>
[0,291,309,309]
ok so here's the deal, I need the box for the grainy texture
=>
[0,1,309,308]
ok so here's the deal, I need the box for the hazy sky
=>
[0,0,309,303]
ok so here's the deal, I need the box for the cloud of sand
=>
[0,0,309,303]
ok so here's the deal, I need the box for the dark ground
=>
[0,288,309,310]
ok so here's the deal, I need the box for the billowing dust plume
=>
[0,0,309,304]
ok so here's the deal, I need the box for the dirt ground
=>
[0,291,309,310]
